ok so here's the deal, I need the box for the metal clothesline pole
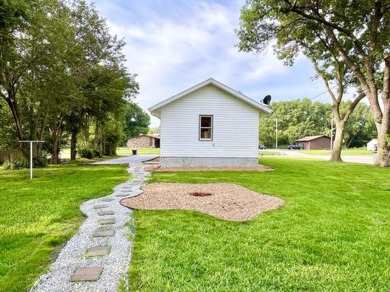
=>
[19,140,45,179]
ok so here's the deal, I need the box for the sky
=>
[87,0,328,127]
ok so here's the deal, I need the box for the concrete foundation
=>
[160,157,259,167]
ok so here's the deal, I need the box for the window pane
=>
[201,117,212,127]
[199,116,213,140]
[201,129,211,139]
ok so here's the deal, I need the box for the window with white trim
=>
[199,115,213,140]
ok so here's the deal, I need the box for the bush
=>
[2,156,48,170]
[12,158,30,169]
[92,149,103,158]
[78,148,93,159]
[78,148,103,159]
[33,156,48,167]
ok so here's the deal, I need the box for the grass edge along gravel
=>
[0,163,129,292]
[128,157,390,291]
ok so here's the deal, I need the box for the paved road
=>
[268,150,375,165]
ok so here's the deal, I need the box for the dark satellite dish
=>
[262,95,271,105]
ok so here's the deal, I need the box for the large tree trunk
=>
[3,94,30,158]
[330,119,345,162]
[49,117,63,164]
[374,101,390,167]
[50,129,60,164]
[70,130,77,161]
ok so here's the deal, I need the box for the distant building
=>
[367,139,378,151]
[126,134,160,149]
[296,135,331,150]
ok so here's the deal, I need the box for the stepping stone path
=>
[70,267,103,282]
[86,246,110,257]
[30,162,150,292]
[98,218,116,225]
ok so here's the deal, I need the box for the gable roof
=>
[149,78,272,118]
[296,135,330,142]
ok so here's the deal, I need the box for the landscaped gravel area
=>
[121,183,284,221]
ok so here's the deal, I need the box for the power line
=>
[308,84,338,100]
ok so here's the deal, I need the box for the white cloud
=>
[89,0,327,126]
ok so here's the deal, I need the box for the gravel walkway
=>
[30,156,153,292]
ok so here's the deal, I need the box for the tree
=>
[259,99,374,149]
[259,99,331,147]
[0,0,139,164]
[237,0,390,166]
[122,103,150,142]
[0,0,78,161]
[0,0,42,152]
[63,0,139,161]
[343,102,376,148]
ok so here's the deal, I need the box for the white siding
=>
[160,84,259,158]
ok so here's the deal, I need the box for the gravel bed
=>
[30,164,149,292]
[121,182,284,222]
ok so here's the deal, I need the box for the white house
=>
[148,78,271,167]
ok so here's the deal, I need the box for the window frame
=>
[199,115,213,141]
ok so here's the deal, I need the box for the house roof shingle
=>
[296,135,330,142]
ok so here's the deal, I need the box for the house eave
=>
[148,78,272,117]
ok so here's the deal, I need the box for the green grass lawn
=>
[129,157,390,291]
[259,150,281,156]
[117,147,160,156]
[59,147,160,160]
[300,148,373,155]
[0,163,129,292]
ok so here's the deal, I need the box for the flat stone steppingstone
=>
[97,210,114,216]
[101,198,114,202]
[86,246,111,257]
[70,267,103,282]
[98,218,116,225]
[93,229,115,237]
[94,204,109,209]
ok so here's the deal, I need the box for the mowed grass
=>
[300,148,373,155]
[0,163,129,291]
[117,147,160,156]
[129,157,390,291]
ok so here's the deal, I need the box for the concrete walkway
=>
[30,155,156,292]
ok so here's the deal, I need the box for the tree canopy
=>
[238,0,390,166]
[0,0,140,166]
[259,99,375,149]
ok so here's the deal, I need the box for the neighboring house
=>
[148,78,271,167]
[126,134,160,149]
[367,139,378,151]
[296,135,331,150]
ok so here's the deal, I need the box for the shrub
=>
[33,156,48,167]
[78,148,93,159]
[78,148,103,159]
[92,149,103,158]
